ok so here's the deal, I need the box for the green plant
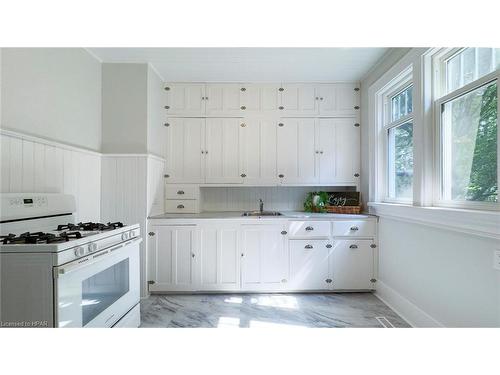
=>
[304,191,329,212]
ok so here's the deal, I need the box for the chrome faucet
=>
[259,199,264,213]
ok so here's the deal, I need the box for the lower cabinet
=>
[240,224,288,291]
[331,240,374,290]
[289,240,333,290]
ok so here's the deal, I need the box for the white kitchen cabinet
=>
[205,118,242,184]
[331,240,374,290]
[280,84,318,116]
[289,240,332,290]
[240,224,288,290]
[197,224,240,291]
[239,118,278,185]
[318,83,360,117]
[205,84,242,116]
[239,84,280,114]
[165,118,205,183]
[276,118,318,184]
[149,226,197,292]
[165,83,206,116]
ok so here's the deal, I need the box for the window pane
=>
[388,121,413,199]
[391,85,413,122]
[441,81,498,202]
[447,48,500,93]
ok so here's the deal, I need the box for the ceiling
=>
[88,48,388,82]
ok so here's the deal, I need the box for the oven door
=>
[54,237,141,328]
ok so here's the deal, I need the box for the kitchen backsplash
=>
[201,186,356,212]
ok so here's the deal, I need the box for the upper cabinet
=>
[164,82,359,118]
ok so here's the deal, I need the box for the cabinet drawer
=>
[288,221,331,238]
[165,200,199,213]
[165,184,199,200]
[332,220,376,237]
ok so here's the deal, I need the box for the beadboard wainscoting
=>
[101,154,165,297]
[201,186,356,212]
[0,130,101,222]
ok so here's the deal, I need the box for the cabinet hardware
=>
[315,97,319,100]
[164,105,170,109]
[201,97,205,100]
[354,173,360,177]
[278,106,284,110]
[164,87,170,91]
[315,150,319,154]
[325,278,332,283]
[281,231,287,235]
[354,87,360,91]
[278,123,284,127]
[205,150,208,154]
[147,280,156,284]
[148,232,155,236]
[281,279,287,283]
[349,244,358,249]
[240,123,246,127]
[241,253,244,257]
[240,173,246,177]
[350,226,359,231]
[354,123,360,127]
[191,253,195,258]
[326,244,332,248]
[164,123,170,127]
[240,87,246,92]
[240,106,246,110]
[370,244,377,248]
[177,204,185,209]
[320,151,323,154]
[370,278,377,283]
[201,150,205,154]
[305,226,314,231]
[304,244,313,249]
[279,87,284,92]
[205,96,209,100]
[177,190,185,195]
[278,174,284,178]
[354,106,360,110]
[320,97,324,100]
[164,174,170,178]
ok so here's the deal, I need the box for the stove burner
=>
[56,222,124,231]
[1,231,82,244]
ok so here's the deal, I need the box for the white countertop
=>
[148,211,375,220]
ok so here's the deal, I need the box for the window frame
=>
[433,49,500,211]
[381,72,414,204]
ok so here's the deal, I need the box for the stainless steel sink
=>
[242,211,282,217]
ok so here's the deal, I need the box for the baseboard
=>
[374,281,443,328]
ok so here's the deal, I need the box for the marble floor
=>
[140,293,410,328]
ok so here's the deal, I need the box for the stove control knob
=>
[74,247,85,257]
[121,232,129,241]
[88,243,97,253]
[129,230,136,238]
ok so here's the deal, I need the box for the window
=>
[384,82,414,201]
[435,48,499,207]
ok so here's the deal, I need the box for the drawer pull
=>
[177,190,185,195]
[325,278,332,284]
[177,204,185,209]
[326,244,332,248]
[305,226,314,231]
[281,231,287,235]
[349,244,358,249]
[304,244,313,249]
[350,226,359,231]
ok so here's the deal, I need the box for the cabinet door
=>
[317,119,336,184]
[149,226,197,292]
[318,83,360,116]
[239,84,261,113]
[289,240,332,290]
[331,240,374,290]
[333,118,360,184]
[280,84,318,116]
[165,83,205,116]
[205,84,241,116]
[240,224,288,290]
[205,118,242,183]
[165,118,205,183]
[197,224,240,291]
[276,118,318,184]
[239,118,278,185]
[260,85,280,113]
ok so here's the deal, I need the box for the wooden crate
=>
[325,205,362,214]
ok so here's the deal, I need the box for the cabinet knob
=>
[315,97,319,100]
[354,123,360,127]
[240,123,246,127]
[164,123,170,127]
[354,106,360,110]
[281,230,287,235]
[320,151,323,154]
[354,173,360,177]
[305,226,314,231]
[278,174,284,178]
[370,244,377,248]
[164,174,170,178]
[278,123,284,127]
[240,106,246,110]
[354,87,360,91]
[205,96,208,100]
[240,87,246,92]
[177,190,185,195]
[278,106,284,110]
[164,105,170,109]
[325,278,332,283]
[349,244,358,249]
[164,87,170,91]
[240,173,246,177]
[241,253,244,257]
[279,87,284,92]
[320,97,324,100]
[201,96,205,100]
[201,150,205,154]
[350,226,359,231]
[177,204,185,209]
[315,150,319,154]
[304,244,313,249]
[191,253,195,258]
[148,232,155,236]
[326,244,332,248]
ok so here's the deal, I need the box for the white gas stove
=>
[0,193,142,328]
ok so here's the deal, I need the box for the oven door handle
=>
[54,237,142,278]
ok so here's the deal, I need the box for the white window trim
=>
[432,50,500,211]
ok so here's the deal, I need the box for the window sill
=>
[368,202,500,240]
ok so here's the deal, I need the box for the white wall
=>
[101,63,148,154]
[1,48,102,151]
[147,66,166,159]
